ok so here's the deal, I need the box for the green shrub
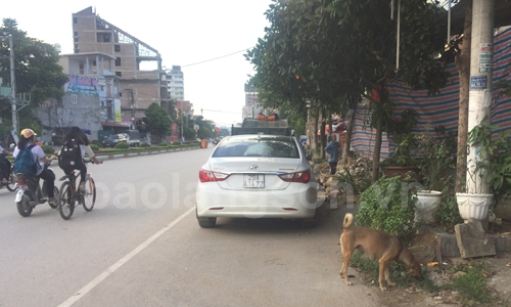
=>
[159,142,168,147]
[335,165,372,195]
[115,141,129,149]
[41,145,55,155]
[450,268,493,305]
[141,142,150,147]
[90,144,99,152]
[357,176,419,243]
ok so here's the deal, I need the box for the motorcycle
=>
[0,154,17,192]
[15,162,59,217]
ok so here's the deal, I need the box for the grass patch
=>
[450,268,494,305]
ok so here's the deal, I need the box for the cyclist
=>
[58,127,101,192]
[13,129,57,205]
[0,144,12,185]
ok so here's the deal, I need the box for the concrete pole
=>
[466,0,494,194]
[8,34,18,135]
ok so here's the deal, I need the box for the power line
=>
[181,48,251,68]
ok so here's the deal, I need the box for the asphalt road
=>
[0,148,380,307]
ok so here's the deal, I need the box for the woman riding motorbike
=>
[13,129,57,206]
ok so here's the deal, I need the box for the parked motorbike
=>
[0,154,17,192]
[15,162,59,217]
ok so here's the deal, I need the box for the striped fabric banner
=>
[351,27,511,160]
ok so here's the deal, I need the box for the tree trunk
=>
[342,107,355,166]
[313,109,319,152]
[455,0,472,193]
[321,108,326,160]
[372,113,383,183]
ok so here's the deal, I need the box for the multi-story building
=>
[34,52,123,143]
[243,84,265,120]
[72,7,168,127]
[167,65,184,101]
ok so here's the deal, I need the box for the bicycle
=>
[58,159,99,220]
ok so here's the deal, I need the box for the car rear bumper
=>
[196,183,318,219]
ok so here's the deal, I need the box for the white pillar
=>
[466,0,494,194]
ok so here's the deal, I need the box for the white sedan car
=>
[196,135,318,228]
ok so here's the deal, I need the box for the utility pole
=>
[466,0,494,196]
[1,33,17,135]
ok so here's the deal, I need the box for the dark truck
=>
[231,118,292,136]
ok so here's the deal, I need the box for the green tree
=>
[145,103,172,142]
[327,0,448,181]
[0,18,68,137]
[248,0,449,181]
[0,18,68,107]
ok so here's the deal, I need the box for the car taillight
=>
[199,169,230,182]
[278,170,311,183]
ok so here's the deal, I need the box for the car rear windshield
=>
[213,136,299,158]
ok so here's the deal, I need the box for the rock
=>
[455,221,496,259]
[452,271,466,279]
[409,244,436,264]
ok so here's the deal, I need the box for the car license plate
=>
[243,174,265,188]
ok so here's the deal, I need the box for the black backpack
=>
[58,139,82,169]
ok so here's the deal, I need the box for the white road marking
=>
[57,207,195,307]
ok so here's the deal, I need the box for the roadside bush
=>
[450,268,494,305]
[41,145,55,155]
[141,142,150,148]
[159,142,168,147]
[90,144,99,152]
[356,176,419,243]
[115,141,129,149]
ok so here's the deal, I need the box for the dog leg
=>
[384,266,396,288]
[378,259,389,291]
[340,250,353,286]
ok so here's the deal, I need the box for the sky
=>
[1,0,273,127]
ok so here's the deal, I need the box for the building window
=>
[79,63,84,74]
[92,61,96,66]
[114,45,120,52]
[115,72,122,77]
[74,31,78,37]
[100,85,105,91]
[74,44,79,53]
[74,37,79,43]
[73,17,77,24]
[115,57,121,66]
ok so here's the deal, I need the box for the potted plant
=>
[415,127,457,223]
[456,124,511,222]
[380,109,421,181]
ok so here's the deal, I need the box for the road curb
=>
[420,226,511,258]
[95,146,202,161]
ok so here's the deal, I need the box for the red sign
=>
[215,127,220,133]
[171,123,178,131]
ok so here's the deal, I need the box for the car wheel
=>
[197,217,216,228]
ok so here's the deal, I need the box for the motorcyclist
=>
[0,144,12,185]
[13,129,57,205]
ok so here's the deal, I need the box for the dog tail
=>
[343,213,353,229]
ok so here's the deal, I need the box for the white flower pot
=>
[416,190,442,223]
[456,193,494,222]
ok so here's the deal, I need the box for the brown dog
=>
[339,213,423,291]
